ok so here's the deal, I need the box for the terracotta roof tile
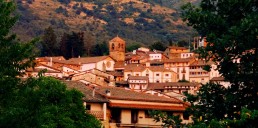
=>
[62,81,109,103]
[148,66,171,72]
[148,82,200,90]
[114,61,126,69]
[67,56,110,65]
[190,60,214,66]
[36,56,66,62]
[95,86,183,103]
[128,76,149,80]
[109,103,185,111]
[163,57,194,63]
[106,71,124,77]
[124,64,145,72]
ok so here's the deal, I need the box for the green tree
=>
[83,32,95,56]
[149,110,182,128]
[1,77,101,128]
[41,26,59,56]
[126,43,141,52]
[60,32,84,59]
[0,0,36,94]
[90,41,109,56]
[149,41,166,51]
[181,0,258,126]
[0,0,101,127]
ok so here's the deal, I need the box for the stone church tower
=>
[109,36,125,62]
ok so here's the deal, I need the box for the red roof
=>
[109,103,185,111]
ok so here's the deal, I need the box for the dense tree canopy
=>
[0,0,101,127]
[149,41,167,51]
[181,0,258,127]
[41,26,59,56]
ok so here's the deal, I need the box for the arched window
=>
[118,43,120,48]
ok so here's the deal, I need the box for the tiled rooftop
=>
[128,76,149,80]
[148,82,200,90]
[95,86,183,103]
[62,81,109,103]
[163,57,194,63]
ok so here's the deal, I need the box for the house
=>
[192,37,207,50]
[163,57,195,81]
[128,76,149,91]
[124,64,177,83]
[210,77,231,88]
[189,60,213,84]
[64,81,192,128]
[63,81,110,127]
[66,56,115,72]
[147,82,200,95]
[24,63,63,78]
[164,46,190,59]
[70,69,115,86]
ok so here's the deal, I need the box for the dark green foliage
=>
[1,77,102,128]
[184,83,227,122]
[41,26,59,56]
[55,6,69,17]
[60,32,84,59]
[0,1,102,127]
[177,40,189,47]
[90,41,109,56]
[126,43,141,52]
[149,110,182,128]
[149,41,167,51]
[0,0,37,78]
[57,0,71,5]
[181,0,258,127]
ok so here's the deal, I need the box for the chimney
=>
[92,87,95,97]
[133,50,136,54]
[105,90,111,96]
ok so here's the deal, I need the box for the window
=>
[183,111,190,120]
[146,74,149,76]
[156,73,160,76]
[136,74,139,76]
[118,43,120,48]
[165,74,169,77]
[86,105,91,110]
[127,74,131,76]
[156,80,160,83]
[112,43,115,50]
[145,110,151,118]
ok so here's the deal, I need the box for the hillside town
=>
[23,36,230,127]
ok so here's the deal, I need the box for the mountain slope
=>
[14,0,199,45]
